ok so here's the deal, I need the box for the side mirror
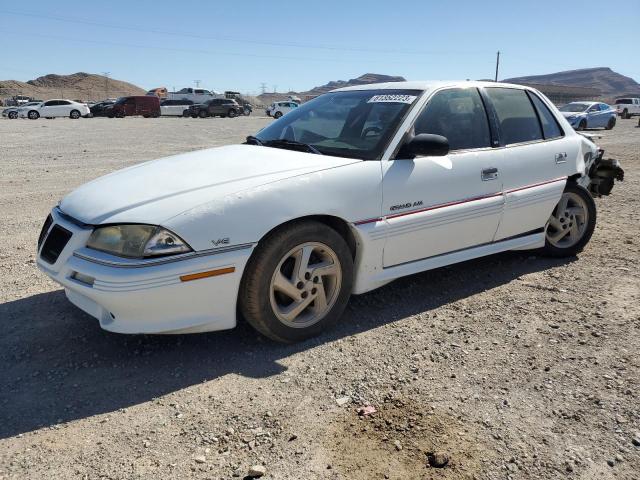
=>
[397,133,449,158]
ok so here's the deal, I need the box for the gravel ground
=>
[0,115,638,480]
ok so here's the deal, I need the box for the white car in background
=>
[19,99,90,119]
[160,99,194,116]
[3,101,41,119]
[36,81,623,342]
[266,101,299,118]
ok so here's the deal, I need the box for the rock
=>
[632,437,640,447]
[393,440,402,451]
[194,455,206,464]
[427,451,449,468]
[606,459,615,467]
[335,396,351,406]
[247,464,266,478]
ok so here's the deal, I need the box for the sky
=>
[2,0,638,95]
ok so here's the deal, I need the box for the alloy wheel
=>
[546,192,589,248]
[269,242,342,328]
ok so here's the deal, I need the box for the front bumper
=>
[588,150,624,196]
[37,208,253,334]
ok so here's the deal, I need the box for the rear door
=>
[381,87,504,267]
[484,87,575,241]
[56,100,72,117]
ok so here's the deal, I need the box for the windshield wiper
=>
[264,139,323,155]
[245,135,263,146]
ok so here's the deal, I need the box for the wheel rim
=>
[29,111,37,119]
[546,192,589,248]
[269,242,342,328]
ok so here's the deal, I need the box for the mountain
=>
[256,73,406,105]
[0,72,145,101]
[504,67,640,97]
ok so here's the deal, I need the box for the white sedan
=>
[37,81,623,342]
[19,99,90,119]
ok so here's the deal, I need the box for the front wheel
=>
[577,119,587,131]
[605,117,616,130]
[239,221,353,343]
[541,183,596,257]
[274,111,283,119]
[69,110,81,119]
[28,110,40,120]
[198,110,208,118]
[8,111,18,119]
[622,109,630,119]
[227,109,237,118]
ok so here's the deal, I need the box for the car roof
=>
[332,80,533,93]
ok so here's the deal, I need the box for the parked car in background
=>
[188,98,241,118]
[3,101,41,119]
[146,87,168,99]
[106,96,161,118]
[160,99,194,116]
[558,102,616,130]
[89,100,115,117]
[35,81,623,342]
[167,88,219,104]
[614,98,640,119]
[19,100,90,119]
[241,103,253,116]
[266,101,299,118]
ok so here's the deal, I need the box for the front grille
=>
[40,225,72,264]
[38,214,53,250]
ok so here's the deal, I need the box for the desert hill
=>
[504,67,640,97]
[0,72,145,102]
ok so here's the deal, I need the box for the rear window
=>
[528,93,563,140]
[615,99,632,104]
[485,88,543,145]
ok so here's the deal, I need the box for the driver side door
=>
[381,87,504,267]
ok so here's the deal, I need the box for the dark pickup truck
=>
[188,98,241,118]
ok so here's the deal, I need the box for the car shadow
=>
[0,251,574,439]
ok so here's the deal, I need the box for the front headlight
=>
[86,225,192,258]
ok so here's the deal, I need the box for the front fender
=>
[165,161,383,251]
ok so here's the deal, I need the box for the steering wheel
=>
[361,126,382,138]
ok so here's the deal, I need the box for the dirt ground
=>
[0,115,638,480]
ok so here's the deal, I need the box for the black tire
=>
[274,111,283,119]
[182,110,190,118]
[239,220,354,343]
[198,110,208,118]
[540,183,596,258]
[577,119,587,131]
[622,109,629,119]
[605,117,616,130]
[8,111,17,119]
[28,110,40,120]
[69,110,81,119]
[227,108,237,118]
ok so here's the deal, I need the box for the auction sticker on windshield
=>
[367,94,417,104]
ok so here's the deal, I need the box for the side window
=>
[59,101,70,105]
[485,88,543,145]
[44,101,56,106]
[528,92,563,140]
[414,87,491,151]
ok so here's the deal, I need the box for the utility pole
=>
[102,72,110,99]
[194,79,201,88]
[260,83,267,94]
[273,85,277,93]
[494,51,500,82]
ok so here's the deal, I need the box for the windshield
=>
[255,89,421,160]
[560,103,589,112]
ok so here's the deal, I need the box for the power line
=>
[0,9,489,58]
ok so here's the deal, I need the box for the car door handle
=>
[481,167,499,181]
[555,152,567,164]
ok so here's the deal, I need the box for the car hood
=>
[60,145,360,225]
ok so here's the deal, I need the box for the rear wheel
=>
[274,111,283,119]
[228,108,237,118]
[541,183,596,257]
[198,110,208,118]
[182,110,190,117]
[622,109,630,119]
[69,110,81,119]
[239,221,353,343]
[605,117,616,130]
[28,110,40,120]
